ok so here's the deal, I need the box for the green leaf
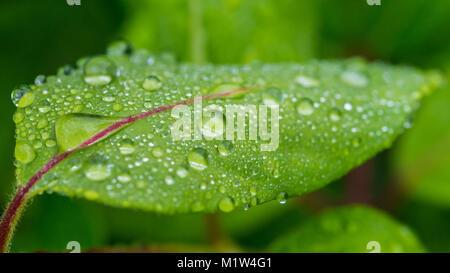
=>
[121,0,318,63]
[393,68,450,206]
[268,206,425,253]
[13,45,434,214]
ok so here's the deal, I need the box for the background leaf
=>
[120,0,318,63]
[269,206,424,253]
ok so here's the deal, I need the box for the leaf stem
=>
[0,87,251,253]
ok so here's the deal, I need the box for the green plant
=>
[0,41,441,252]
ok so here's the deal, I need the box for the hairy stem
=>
[0,87,250,253]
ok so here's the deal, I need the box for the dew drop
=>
[217,141,233,156]
[55,114,121,152]
[187,148,208,171]
[36,118,48,129]
[297,98,314,115]
[341,71,368,87]
[34,75,46,85]
[344,103,353,111]
[152,147,164,157]
[14,141,35,164]
[202,114,224,139]
[176,167,188,178]
[117,173,131,183]
[119,139,136,155]
[143,75,162,91]
[83,56,116,86]
[11,86,29,106]
[276,192,287,204]
[13,112,24,124]
[329,108,342,121]
[192,201,205,212]
[218,197,235,213]
[84,161,111,181]
[45,139,56,148]
[17,92,35,108]
[107,40,133,56]
[165,175,175,185]
[296,75,319,88]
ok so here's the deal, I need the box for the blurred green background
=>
[1,0,450,252]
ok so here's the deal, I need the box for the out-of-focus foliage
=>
[121,0,317,63]
[394,73,450,206]
[269,206,425,253]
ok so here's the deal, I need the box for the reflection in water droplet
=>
[188,148,208,171]
[218,197,235,213]
[143,75,162,91]
[297,98,314,115]
[15,141,35,163]
[83,56,116,86]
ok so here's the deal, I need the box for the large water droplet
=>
[83,56,116,86]
[107,41,133,56]
[218,197,235,213]
[17,92,35,108]
[55,114,121,152]
[142,75,162,91]
[297,98,314,115]
[187,148,208,171]
[14,141,35,163]
[11,86,29,106]
[84,157,111,181]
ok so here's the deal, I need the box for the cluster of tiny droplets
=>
[11,41,429,213]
